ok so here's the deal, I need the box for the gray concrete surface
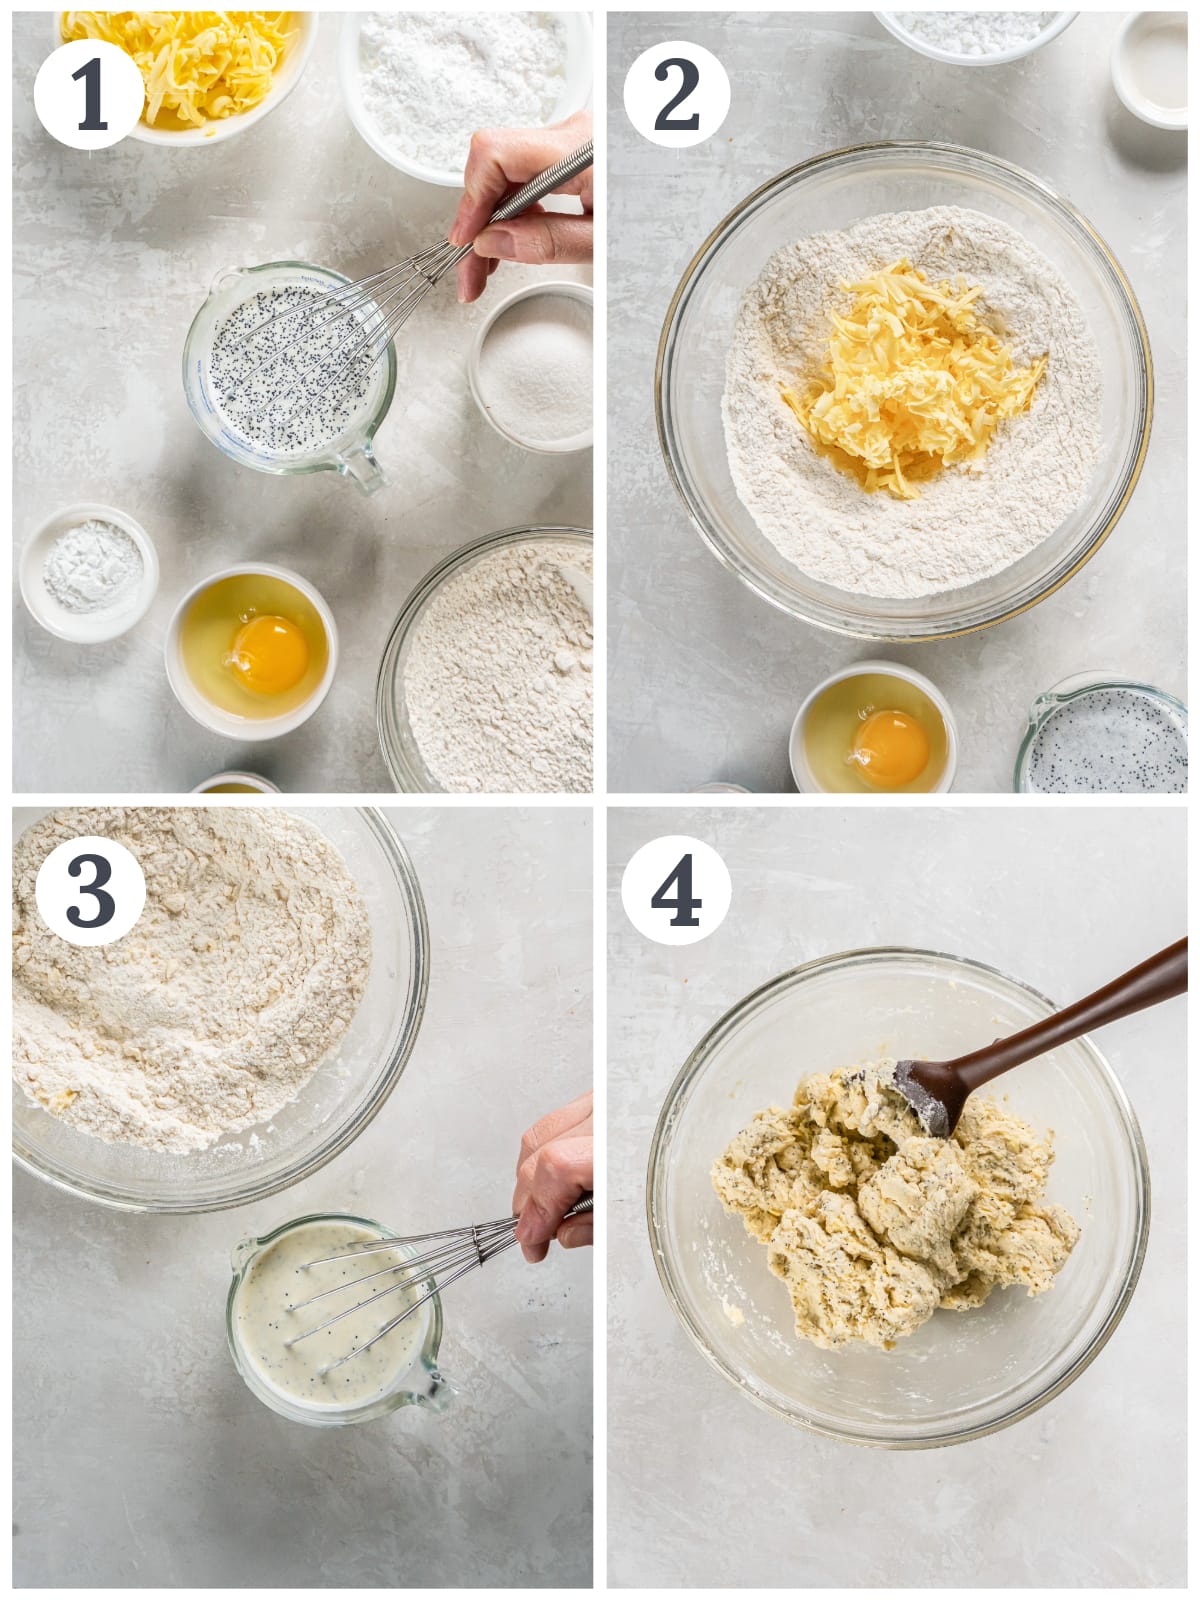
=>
[13,15,592,793]
[607,11,1186,792]
[607,805,1185,1586]
[14,807,593,1588]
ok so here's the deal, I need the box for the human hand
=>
[450,110,594,304]
[511,1089,593,1263]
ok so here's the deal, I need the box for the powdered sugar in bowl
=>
[469,282,593,454]
[657,142,1152,640]
[182,260,396,493]
[875,12,1077,66]
[339,11,593,186]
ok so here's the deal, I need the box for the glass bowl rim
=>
[645,943,1152,1449]
[12,807,430,1215]
[375,524,594,791]
[654,139,1154,642]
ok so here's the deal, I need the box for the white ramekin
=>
[52,12,318,147]
[468,281,593,455]
[338,11,593,186]
[191,771,281,794]
[875,11,1077,66]
[1111,12,1187,131]
[20,502,159,643]
[165,563,338,742]
[789,660,959,793]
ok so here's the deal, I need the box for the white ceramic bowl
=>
[165,563,338,742]
[191,770,281,794]
[875,11,1077,66]
[53,12,318,147]
[20,502,159,644]
[789,659,959,793]
[338,11,593,186]
[468,281,593,454]
[1111,11,1188,131]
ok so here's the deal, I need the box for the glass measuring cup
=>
[183,261,396,493]
[226,1211,453,1427]
[1014,671,1188,793]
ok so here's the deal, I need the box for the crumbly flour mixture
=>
[712,1060,1079,1350]
[405,540,593,793]
[13,809,371,1153]
[723,206,1102,599]
[358,11,567,173]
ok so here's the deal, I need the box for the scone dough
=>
[712,1060,1080,1350]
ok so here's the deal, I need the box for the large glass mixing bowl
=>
[656,143,1153,640]
[647,948,1150,1447]
[13,808,429,1213]
[376,526,593,792]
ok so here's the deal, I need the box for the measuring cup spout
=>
[339,440,387,495]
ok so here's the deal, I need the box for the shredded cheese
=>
[782,258,1047,500]
[60,12,296,132]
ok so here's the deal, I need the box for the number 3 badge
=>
[35,836,147,948]
[623,41,731,149]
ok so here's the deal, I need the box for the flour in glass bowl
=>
[723,206,1103,600]
[12,808,371,1154]
[404,539,593,793]
[357,12,569,175]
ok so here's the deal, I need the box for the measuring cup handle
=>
[419,1366,456,1414]
[339,440,387,495]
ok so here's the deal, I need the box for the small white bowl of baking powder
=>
[468,281,593,454]
[20,502,159,643]
[340,11,593,186]
[876,11,1077,65]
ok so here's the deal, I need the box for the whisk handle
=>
[488,141,595,225]
[564,1191,594,1220]
[446,142,595,269]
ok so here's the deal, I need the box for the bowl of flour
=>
[657,142,1152,640]
[376,526,593,794]
[340,11,593,186]
[12,807,429,1213]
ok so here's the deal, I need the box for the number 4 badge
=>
[621,835,732,946]
[623,41,732,149]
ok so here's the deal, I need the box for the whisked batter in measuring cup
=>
[209,284,383,458]
[233,1219,425,1408]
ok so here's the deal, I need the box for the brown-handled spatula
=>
[893,938,1187,1138]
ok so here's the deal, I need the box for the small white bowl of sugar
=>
[20,503,159,643]
[469,281,593,455]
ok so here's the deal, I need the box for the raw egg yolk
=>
[851,709,931,790]
[229,614,309,696]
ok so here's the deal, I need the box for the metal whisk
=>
[239,140,594,416]
[287,1193,594,1375]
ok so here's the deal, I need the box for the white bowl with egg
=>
[1111,12,1187,131]
[468,281,593,454]
[789,660,958,793]
[875,11,1077,65]
[338,11,593,185]
[165,563,338,742]
[20,502,159,644]
[53,12,319,147]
